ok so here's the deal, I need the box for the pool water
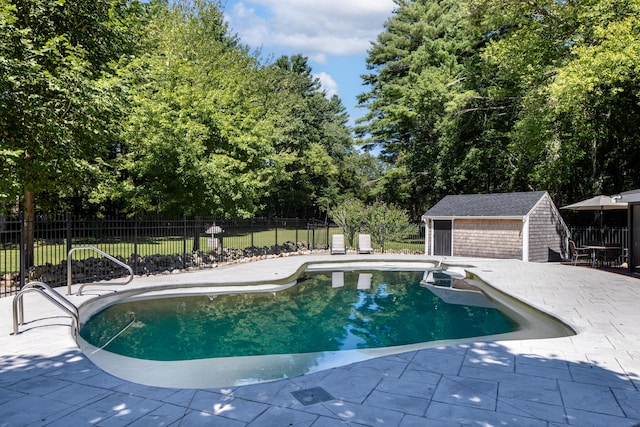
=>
[80,270,518,361]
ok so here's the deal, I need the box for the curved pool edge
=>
[75,256,577,388]
[76,259,440,324]
[78,326,564,389]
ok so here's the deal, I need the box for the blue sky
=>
[222,0,396,127]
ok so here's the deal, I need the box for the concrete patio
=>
[1,254,639,426]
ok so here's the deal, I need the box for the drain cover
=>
[291,387,335,406]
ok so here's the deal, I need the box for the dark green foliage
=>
[1,0,146,210]
[259,54,358,218]
[358,0,640,213]
[1,0,361,220]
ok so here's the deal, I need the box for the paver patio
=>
[1,254,639,426]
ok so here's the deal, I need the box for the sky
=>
[222,0,396,127]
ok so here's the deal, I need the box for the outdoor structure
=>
[617,189,640,273]
[422,191,569,262]
[561,194,629,235]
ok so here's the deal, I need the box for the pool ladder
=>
[12,281,79,337]
[67,245,134,296]
[11,246,134,337]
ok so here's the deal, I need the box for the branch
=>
[522,0,569,27]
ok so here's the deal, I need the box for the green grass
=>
[0,228,335,274]
[1,227,424,275]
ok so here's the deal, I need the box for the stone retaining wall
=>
[1,242,312,294]
[1,243,421,296]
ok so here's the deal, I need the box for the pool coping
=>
[2,254,640,426]
[76,259,576,389]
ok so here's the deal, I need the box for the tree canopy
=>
[97,1,280,217]
[1,0,147,264]
[1,0,362,220]
[3,0,639,227]
[1,0,146,211]
[358,0,640,213]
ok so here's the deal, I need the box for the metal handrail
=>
[67,246,134,296]
[12,281,79,337]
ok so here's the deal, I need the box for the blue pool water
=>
[80,270,519,361]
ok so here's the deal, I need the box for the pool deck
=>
[1,254,639,426]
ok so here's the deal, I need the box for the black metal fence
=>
[0,215,426,297]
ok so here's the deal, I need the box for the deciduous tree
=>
[0,0,145,265]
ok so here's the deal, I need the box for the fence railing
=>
[0,215,426,297]
[568,226,628,249]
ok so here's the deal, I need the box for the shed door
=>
[433,220,452,256]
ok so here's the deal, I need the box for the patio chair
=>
[330,234,347,255]
[598,244,622,267]
[568,240,590,265]
[357,234,374,254]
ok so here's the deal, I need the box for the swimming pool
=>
[77,261,575,388]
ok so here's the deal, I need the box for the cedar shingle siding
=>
[527,195,566,262]
[423,191,568,262]
[453,219,523,259]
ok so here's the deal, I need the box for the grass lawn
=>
[1,227,424,275]
[1,228,335,274]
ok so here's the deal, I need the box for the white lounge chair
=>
[330,234,347,255]
[357,234,374,254]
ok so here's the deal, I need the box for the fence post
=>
[274,216,278,250]
[19,212,25,289]
[220,232,225,263]
[66,212,72,258]
[134,218,138,273]
[251,218,254,248]
[183,215,187,269]
[325,223,329,250]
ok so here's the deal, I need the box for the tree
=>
[329,199,367,246]
[361,202,414,248]
[329,200,413,248]
[0,0,145,265]
[467,0,640,201]
[357,0,473,215]
[359,0,640,214]
[259,55,356,218]
[98,1,282,218]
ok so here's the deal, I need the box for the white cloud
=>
[314,72,339,98]
[225,0,395,59]
[228,3,270,45]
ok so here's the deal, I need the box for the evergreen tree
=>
[358,0,471,215]
[260,54,356,218]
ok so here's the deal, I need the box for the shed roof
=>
[423,191,548,218]
[620,189,640,204]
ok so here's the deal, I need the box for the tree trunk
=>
[192,217,201,252]
[23,190,35,268]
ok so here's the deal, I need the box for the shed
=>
[422,191,569,262]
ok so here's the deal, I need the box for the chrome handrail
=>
[12,281,79,337]
[67,246,134,296]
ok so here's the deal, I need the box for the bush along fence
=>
[0,215,426,297]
